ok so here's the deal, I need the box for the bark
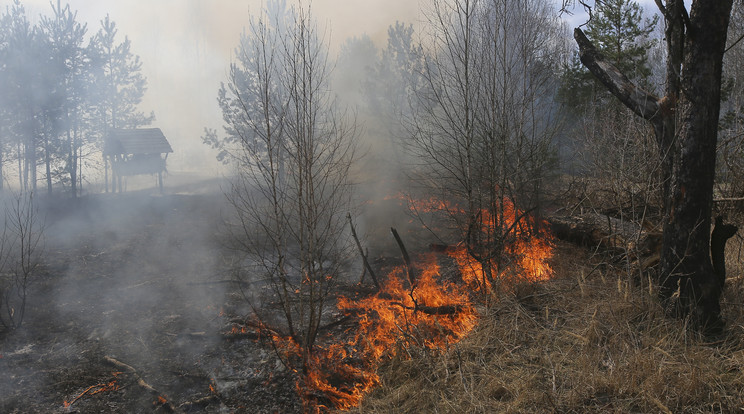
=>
[711,216,738,289]
[574,0,734,330]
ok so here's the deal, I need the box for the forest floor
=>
[3,178,744,413]
[352,239,744,413]
[0,182,302,413]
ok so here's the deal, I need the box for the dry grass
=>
[351,242,744,413]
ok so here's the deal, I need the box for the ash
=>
[0,181,302,413]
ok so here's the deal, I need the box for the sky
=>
[10,0,661,176]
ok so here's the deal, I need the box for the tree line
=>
[0,0,151,196]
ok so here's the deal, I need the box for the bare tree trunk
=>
[574,0,734,330]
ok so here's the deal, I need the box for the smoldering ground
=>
[0,180,302,413]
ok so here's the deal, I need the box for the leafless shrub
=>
[404,0,563,285]
[0,191,44,331]
[211,1,358,372]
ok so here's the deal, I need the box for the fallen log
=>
[547,212,659,256]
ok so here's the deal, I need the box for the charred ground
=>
[0,185,302,413]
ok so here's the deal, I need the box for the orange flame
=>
[295,253,479,410]
[63,373,121,408]
[406,193,554,289]
[261,193,553,411]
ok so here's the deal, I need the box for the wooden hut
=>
[103,128,173,193]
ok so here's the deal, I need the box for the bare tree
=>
[406,0,562,286]
[568,0,734,330]
[209,0,357,372]
[0,191,44,331]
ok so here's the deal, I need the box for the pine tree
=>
[559,0,658,110]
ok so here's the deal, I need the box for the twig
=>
[179,395,220,411]
[103,356,180,412]
[64,384,104,408]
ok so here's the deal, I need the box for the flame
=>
[63,373,121,408]
[295,253,479,410]
[230,324,248,334]
[257,193,553,411]
[405,193,554,289]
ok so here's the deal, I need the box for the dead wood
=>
[222,331,261,341]
[103,355,180,413]
[391,301,465,316]
[390,227,415,288]
[348,213,380,290]
[178,394,220,411]
[547,212,655,254]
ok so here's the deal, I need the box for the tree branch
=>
[653,0,666,14]
[574,27,661,121]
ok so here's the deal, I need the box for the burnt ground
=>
[0,183,302,413]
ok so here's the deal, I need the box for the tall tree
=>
[568,0,734,330]
[1,1,45,192]
[91,15,153,192]
[38,1,90,196]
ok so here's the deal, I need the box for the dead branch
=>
[103,356,180,413]
[348,213,380,290]
[222,331,260,341]
[178,395,220,411]
[64,381,118,408]
[390,227,415,288]
[574,27,661,122]
[391,301,465,316]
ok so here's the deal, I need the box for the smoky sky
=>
[11,0,665,176]
[14,0,421,175]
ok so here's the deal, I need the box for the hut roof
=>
[104,128,173,156]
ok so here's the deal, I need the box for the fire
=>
[403,192,554,289]
[293,253,479,410]
[63,373,121,408]
[258,192,553,411]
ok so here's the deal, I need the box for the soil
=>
[0,185,302,413]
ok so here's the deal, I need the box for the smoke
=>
[14,0,421,179]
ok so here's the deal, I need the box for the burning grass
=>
[352,243,744,413]
[267,194,557,411]
[271,253,482,411]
